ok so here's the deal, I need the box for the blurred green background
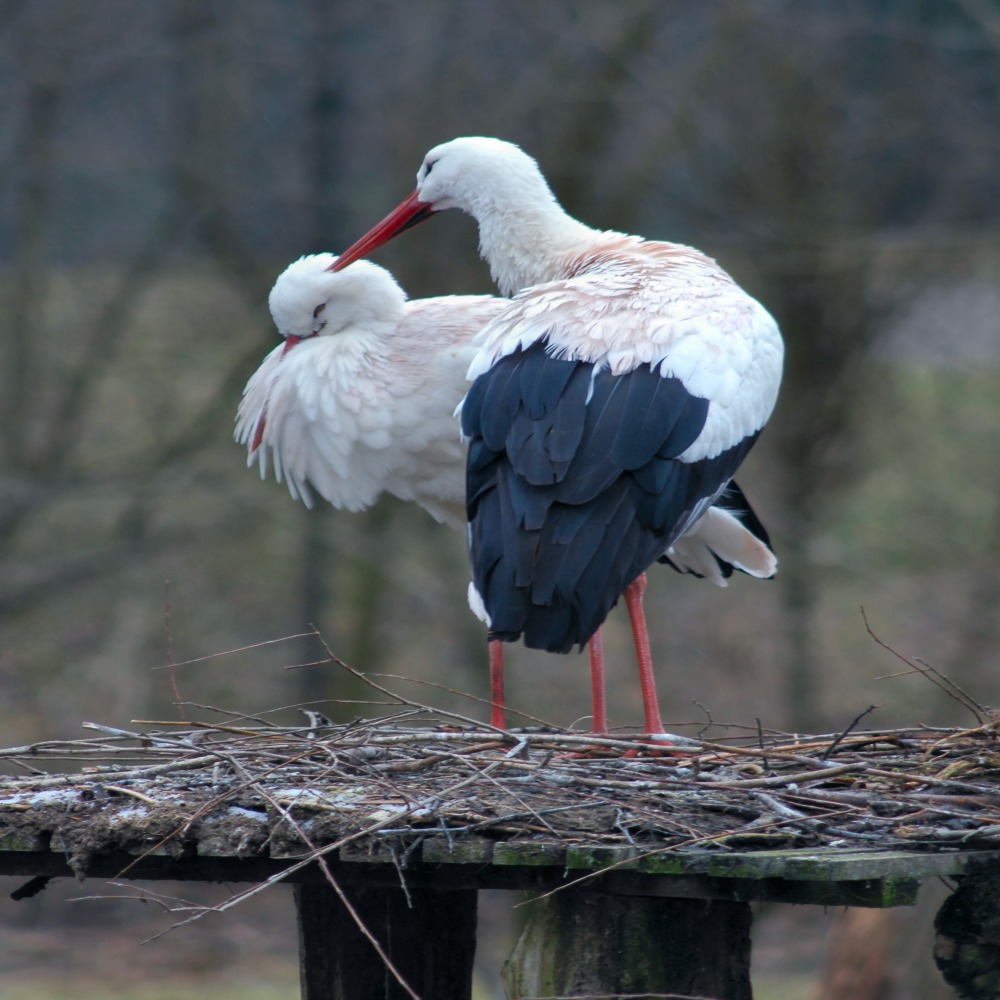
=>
[1,1,998,996]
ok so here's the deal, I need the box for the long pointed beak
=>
[329,190,435,272]
[280,334,304,357]
[251,333,307,451]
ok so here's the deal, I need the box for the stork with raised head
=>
[235,253,506,528]
[331,137,784,735]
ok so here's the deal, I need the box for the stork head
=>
[413,137,553,214]
[268,254,407,343]
[330,137,558,273]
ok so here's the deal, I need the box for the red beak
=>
[250,415,267,453]
[330,189,435,272]
[251,334,307,452]
[281,334,304,357]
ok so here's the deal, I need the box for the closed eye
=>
[312,303,326,319]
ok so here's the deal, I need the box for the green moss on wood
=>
[493,842,565,867]
[421,836,494,865]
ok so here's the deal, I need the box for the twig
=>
[163,577,185,722]
[755,717,769,771]
[822,705,878,760]
[862,607,985,723]
[150,632,320,670]
[372,672,557,729]
[103,785,161,806]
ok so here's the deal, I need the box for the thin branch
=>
[862,607,985,723]
[822,705,878,760]
[150,633,321,670]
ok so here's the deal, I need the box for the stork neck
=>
[474,203,597,296]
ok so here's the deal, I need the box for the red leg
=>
[623,573,665,734]
[588,627,608,733]
[488,639,506,729]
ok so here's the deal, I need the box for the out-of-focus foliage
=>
[1,0,999,752]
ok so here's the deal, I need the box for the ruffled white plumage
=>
[235,255,506,528]
[465,238,783,464]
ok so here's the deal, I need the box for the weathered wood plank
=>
[603,870,921,907]
[420,835,493,865]
[492,841,565,867]
[0,842,996,907]
[295,882,477,1000]
[634,846,1000,881]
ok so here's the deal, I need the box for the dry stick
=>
[862,607,986,723]
[279,657,348,671]
[101,785,161,806]
[75,884,205,915]
[174,702,286,725]
[149,632,320,670]
[755,717,770,772]
[310,854,422,1000]
[821,705,879,761]
[162,578,185,722]
[371,672,558,729]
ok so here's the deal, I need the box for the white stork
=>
[235,253,505,527]
[330,137,783,735]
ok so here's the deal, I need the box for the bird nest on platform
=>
[2,673,1000,885]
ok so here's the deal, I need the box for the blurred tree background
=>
[1,1,998,997]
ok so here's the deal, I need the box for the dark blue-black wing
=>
[462,341,756,652]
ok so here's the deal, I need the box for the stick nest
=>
[3,706,1000,879]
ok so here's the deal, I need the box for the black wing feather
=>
[463,340,757,653]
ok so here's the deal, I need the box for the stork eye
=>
[423,158,438,178]
[312,303,326,319]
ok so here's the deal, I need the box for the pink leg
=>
[588,627,608,733]
[623,573,665,734]
[488,639,506,729]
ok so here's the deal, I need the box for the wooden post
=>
[294,882,478,1000]
[934,862,1000,1000]
[502,888,752,1000]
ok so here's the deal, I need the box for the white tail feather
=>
[665,506,776,588]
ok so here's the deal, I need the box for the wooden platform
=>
[4,827,997,904]
[3,717,1000,997]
